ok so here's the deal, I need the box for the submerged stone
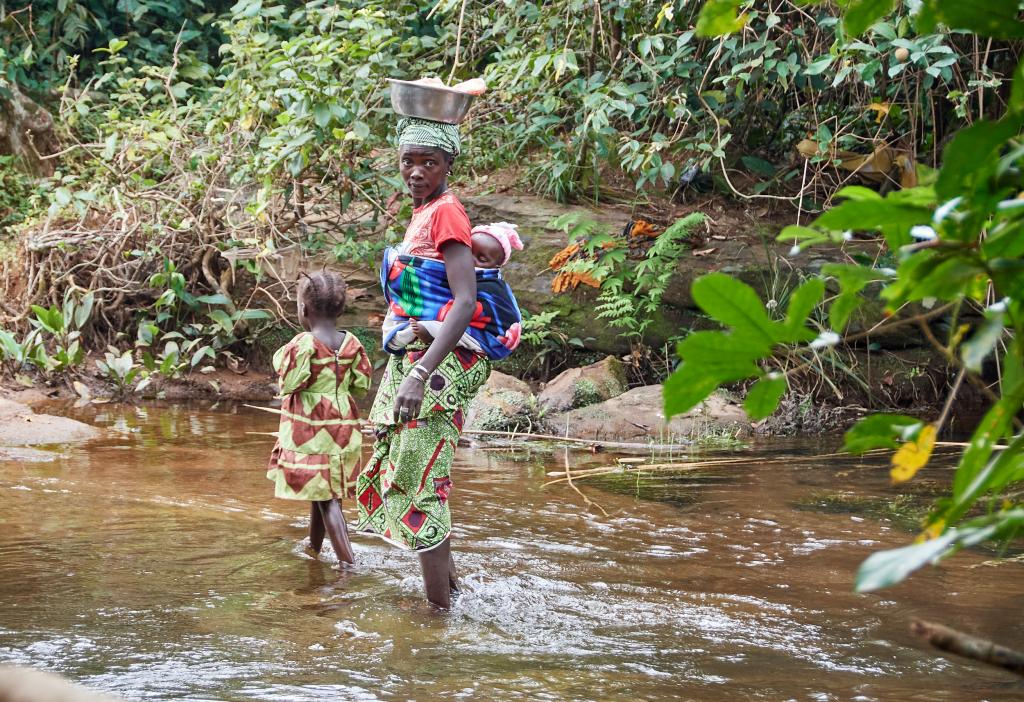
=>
[0,397,100,446]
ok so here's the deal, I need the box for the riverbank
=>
[1,187,974,438]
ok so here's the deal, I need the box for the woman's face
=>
[399,145,450,202]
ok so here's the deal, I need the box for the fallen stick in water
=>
[911,620,1024,676]
[935,440,1010,450]
[541,449,904,486]
[465,428,693,451]
[242,405,691,450]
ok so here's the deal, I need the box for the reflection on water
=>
[1,402,1022,700]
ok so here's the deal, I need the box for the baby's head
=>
[297,270,347,329]
[470,222,523,269]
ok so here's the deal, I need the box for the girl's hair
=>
[298,270,347,318]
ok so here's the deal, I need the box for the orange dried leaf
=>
[629,219,659,239]
[551,271,571,293]
[548,243,581,271]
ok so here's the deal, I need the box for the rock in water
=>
[0,664,125,701]
[466,372,538,432]
[544,385,747,442]
[0,398,100,447]
[538,356,627,412]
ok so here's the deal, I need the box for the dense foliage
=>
[664,0,1024,590]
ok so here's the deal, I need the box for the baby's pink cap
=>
[472,222,523,265]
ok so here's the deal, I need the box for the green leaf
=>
[741,155,776,177]
[961,306,1006,373]
[74,292,94,329]
[804,56,834,76]
[951,357,1024,506]
[854,529,960,592]
[160,352,179,376]
[238,309,272,320]
[889,256,986,304]
[663,363,722,417]
[191,345,214,368]
[1010,58,1024,114]
[917,0,1024,40]
[783,279,825,340]
[695,0,747,37]
[821,263,888,330]
[691,273,787,346]
[777,226,826,243]
[829,294,862,332]
[313,103,332,129]
[352,121,371,140]
[843,414,921,453]
[978,431,1024,496]
[744,374,787,420]
[813,198,931,232]
[840,0,895,37]
[936,113,1024,199]
[196,293,232,306]
[832,185,882,201]
[208,309,233,334]
[676,331,769,380]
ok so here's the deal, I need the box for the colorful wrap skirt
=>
[355,346,490,551]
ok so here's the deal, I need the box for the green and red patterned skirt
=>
[355,346,490,551]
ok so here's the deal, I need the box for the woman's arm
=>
[392,241,476,421]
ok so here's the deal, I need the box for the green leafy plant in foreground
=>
[667,0,1024,591]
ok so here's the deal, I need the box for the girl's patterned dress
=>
[266,331,372,501]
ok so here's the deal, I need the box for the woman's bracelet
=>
[409,364,430,382]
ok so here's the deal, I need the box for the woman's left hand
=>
[394,375,425,423]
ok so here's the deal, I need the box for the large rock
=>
[538,356,627,412]
[0,665,125,701]
[544,385,747,442]
[466,371,539,432]
[0,398,100,446]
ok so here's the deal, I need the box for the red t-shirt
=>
[401,191,472,260]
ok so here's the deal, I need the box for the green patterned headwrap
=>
[397,117,461,157]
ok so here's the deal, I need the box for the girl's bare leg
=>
[309,502,326,554]
[419,537,453,609]
[316,499,355,565]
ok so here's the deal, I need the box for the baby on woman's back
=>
[410,222,523,347]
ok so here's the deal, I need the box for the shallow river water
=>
[1,402,1022,701]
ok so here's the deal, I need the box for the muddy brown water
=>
[1,402,1022,701]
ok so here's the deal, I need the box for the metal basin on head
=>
[388,78,475,124]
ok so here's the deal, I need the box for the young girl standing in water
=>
[266,271,372,565]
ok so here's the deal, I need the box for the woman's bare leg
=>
[316,499,355,565]
[309,502,326,554]
[448,551,460,594]
[419,537,452,609]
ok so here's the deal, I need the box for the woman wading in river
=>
[354,116,490,609]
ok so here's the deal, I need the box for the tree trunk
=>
[0,79,59,176]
